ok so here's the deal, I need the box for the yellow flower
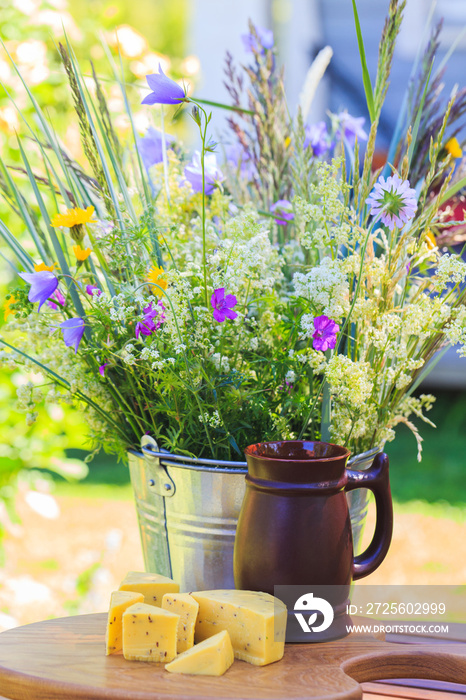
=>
[51,206,96,228]
[72,245,92,261]
[424,229,437,250]
[4,295,17,321]
[147,265,168,296]
[34,262,57,272]
[445,137,463,159]
[284,136,292,149]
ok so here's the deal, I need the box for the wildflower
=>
[98,363,109,377]
[51,206,96,228]
[135,302,166,339]
[424,229,437,250]
[445,137,462,159]
[34,262,57,272]
[312,315,339,352]
[270,199,294,225]
[184,151,224,195]
[141,65,187,106]
[366,173,417,231]
[137,126,175,171]
[73,245,92,261]
[335,112,367,147]
[147,265,168,297]
[86,284,102,297]
[47,289,66,311]
[211,288,238,323]
[304,121,330,156]
[242,26,274,54]
[58,317,85,354]
[18,270,58,311]
[3,295,17,321]
[224,143,257,181]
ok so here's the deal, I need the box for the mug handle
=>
[345,452,393,580]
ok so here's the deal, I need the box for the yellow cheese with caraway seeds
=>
[118,571,179,606]
[165,630,234,676]
[191,589,287,666]
[122,602,179,662]
[105,590,144,655]
[161,592,199,652]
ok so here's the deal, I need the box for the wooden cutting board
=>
[0,613,465,700]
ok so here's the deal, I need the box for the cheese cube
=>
[191,589,287,666]
[165,630,234,676]
[118,571,179,606]
[105,590,144,655]
[122,602,179,662]
[161,593,199,653]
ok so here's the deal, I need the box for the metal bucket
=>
[128,436,380,591]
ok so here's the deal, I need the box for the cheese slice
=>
[118,571,179,607]
[191,589,287,666]
[122,602,179,662]
[165,630,234,676]
[105,590,144,655]
[161,592,199,653]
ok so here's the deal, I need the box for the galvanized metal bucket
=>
[128,436,380,592]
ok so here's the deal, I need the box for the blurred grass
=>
[49,390,466,514]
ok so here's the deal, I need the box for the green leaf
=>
[351,0,375,123]
[407,59,434,170]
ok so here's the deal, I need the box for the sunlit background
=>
[1,0,466,630]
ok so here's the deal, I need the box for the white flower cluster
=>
[209,212,282,296]
[293,257,349,319]
[211,353,231,373]
[434,253,466,292]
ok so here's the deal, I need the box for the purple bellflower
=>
[98,363,109,377]
[312,315,340,352]
[270,199,294,225]
[137,126,175,171]
[335,112,368,148]
[366,173,417,231]
[242,26,274,53]
[141,66,186,106]
[304,122,331,157]
[59,317,85,354]
[211,288,238,323]
[19,270,58,311]
[184,151,224,195]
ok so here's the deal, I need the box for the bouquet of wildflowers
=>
[2,0,466,463]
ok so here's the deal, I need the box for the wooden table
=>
[0,613,465,699]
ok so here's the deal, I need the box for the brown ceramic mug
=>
[233,440,393,640]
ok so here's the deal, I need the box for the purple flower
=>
[135,301,166,339]
[184,151,224,195]
[141,65,187,106]
[137,126,175,171]
[98,363,109,377]
[47,288,66,311]
[366,173,417,231]
[59,317,85,354]
[270,199,294,225]
[224,143,257,181]
[335,112,368,148]
[312,315,339,352]
[242,26,274,54]
[211,288,238,323]
[304,122,330,156]
[86,284,102,297]
[19,270,58,311]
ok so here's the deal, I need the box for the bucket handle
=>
[345,452,393,580]
[140,436,176,497]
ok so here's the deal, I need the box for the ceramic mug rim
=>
[244,440,351,463]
